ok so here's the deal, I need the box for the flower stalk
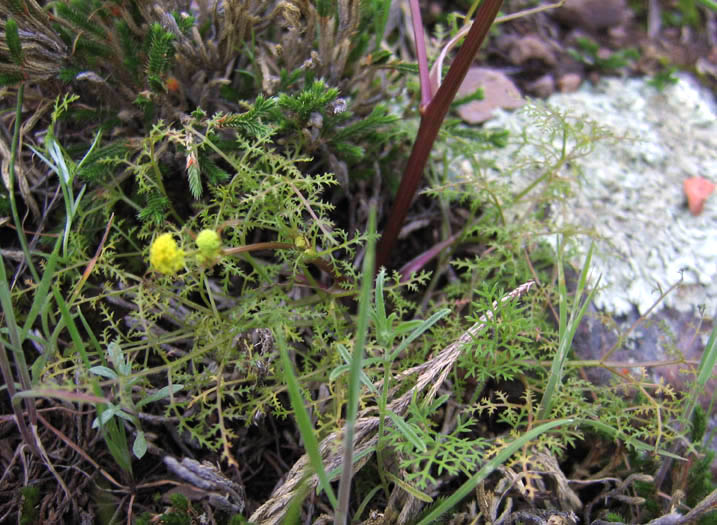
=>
[376,0,504,271]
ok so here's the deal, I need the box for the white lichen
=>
[471,75,717,315]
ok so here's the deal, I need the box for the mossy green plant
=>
[19,486,40,525]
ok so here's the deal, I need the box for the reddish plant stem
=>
[409,0,433,108]
[375,0,504,271]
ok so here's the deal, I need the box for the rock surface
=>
[477,75,717,316]
[551,0,629,31]
[456,67,524,124]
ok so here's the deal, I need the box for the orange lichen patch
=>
[684,176,716,216]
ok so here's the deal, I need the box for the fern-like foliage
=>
[386,396,491,490]
[145,22,175,91]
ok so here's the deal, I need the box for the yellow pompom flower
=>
[149,233,185,275]
[195,229,222,265]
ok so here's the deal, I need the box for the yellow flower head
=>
[149,233,185,275]
[195,229,222,265]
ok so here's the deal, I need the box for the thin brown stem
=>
[222,242,293,255]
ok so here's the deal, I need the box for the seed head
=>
[196,229,222,265]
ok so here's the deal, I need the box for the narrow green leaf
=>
[0,251,21,353]
[22,236,62,342]
[682,322,717,424]
[89,366,118,380]
[373,268,388,344]
[52,287,91,368]
[389,308,451,361]
[393,319,425,336]
[385,471,433,503]
[337,205,378,521]
[276,329,337,507]
[326,446,376,482]
[538,241,599,420]
[94,405,121,428]
[388,412,427,453]
[136,384,184,409]
[417,419,575,525]
[328,364,350,382]
[133,431,147,459]
[372,0,392,52]
[332,343,378,394]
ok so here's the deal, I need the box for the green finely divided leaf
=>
[417,419,575,525]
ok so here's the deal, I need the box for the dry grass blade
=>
[249,281,536,524]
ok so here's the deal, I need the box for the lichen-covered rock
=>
[475,75,717,315]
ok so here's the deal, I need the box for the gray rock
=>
[552,0,629,31]
[477,75,717,316]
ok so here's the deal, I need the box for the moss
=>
[19,486,40,525]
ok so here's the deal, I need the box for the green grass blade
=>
[417,418,574,525]
[0,252,21,353]
[373,267,388,345]
[557,237,567,341]
[276,328,337,507]
[52,286,91,369]
[388,412,427,453]
[0,247,38,452]
[7,85,40,283]
[21,236,62,342]
[372,0,392,52]
[538,242,598,420]
[682,321,717,423]
[388,308,451,361]
[336,205,377,524]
